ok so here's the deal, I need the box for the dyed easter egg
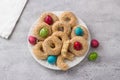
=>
[47,55,57,64]
[91,39,99,48]
[74,41,82,50]
[39,28,48,38]
[75,27,84,36]
[28,36,37,45]
[44,15,53,25]
[88,52,98,61]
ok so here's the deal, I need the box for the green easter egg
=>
[88,52,98,61]
[39,27,48,38]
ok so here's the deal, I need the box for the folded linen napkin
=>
[0,0,27,39]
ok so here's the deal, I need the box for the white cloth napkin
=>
[0,0,27,39]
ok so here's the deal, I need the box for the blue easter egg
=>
[75,27,84,36]
[47,55,57,64]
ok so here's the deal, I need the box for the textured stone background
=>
[0,0,120,80]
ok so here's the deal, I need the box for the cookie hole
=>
[68,49,71,53]
[50,43,55,48]
[65,17,70,22]
[40,47,44,52]
[58,36,62,41]
[58,27,64,31]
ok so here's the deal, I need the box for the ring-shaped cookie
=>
[57,55,69,71]
[32,22,52,40]
[43,36,62,55]
[69,37,88,56]
[33,41,48,59]
[39,12,59,25]
[52,21,71,35]
[71,25,88,40]
[52,32,69,42]
[60,11,78,28]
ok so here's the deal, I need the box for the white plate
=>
[28,11,91,70]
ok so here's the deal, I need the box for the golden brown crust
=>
[43,36,62,55]
[52,32,69,42]
[39,12,59,25]
[60,11,78,28]
[52,21,71,36]
[61,40,74,61]
[32,22,52,40]
[69,37,88,56]
[57,55,69,71]
[71,25,88,40]
[33,41,48,59]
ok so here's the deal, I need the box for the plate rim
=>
[27,11,91,70]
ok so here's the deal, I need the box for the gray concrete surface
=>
[0,0,120,80]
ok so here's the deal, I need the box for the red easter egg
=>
[44,15,53,25]
[91,39,99,48]
[28,36,37,45]
[74,41,82,50]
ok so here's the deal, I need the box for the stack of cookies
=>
[28,11,89,71]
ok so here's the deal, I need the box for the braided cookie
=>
[69,37,88,56]
[52,32,69,42]
[57,55,69,71]
[33,22,52,40]
[43,36,62,55]
[39,12,59,25]
[61,40,74,61]
[71,25,88,40]
[52,21,71,35]
[60,11,78,28]
[33,41,48,59]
